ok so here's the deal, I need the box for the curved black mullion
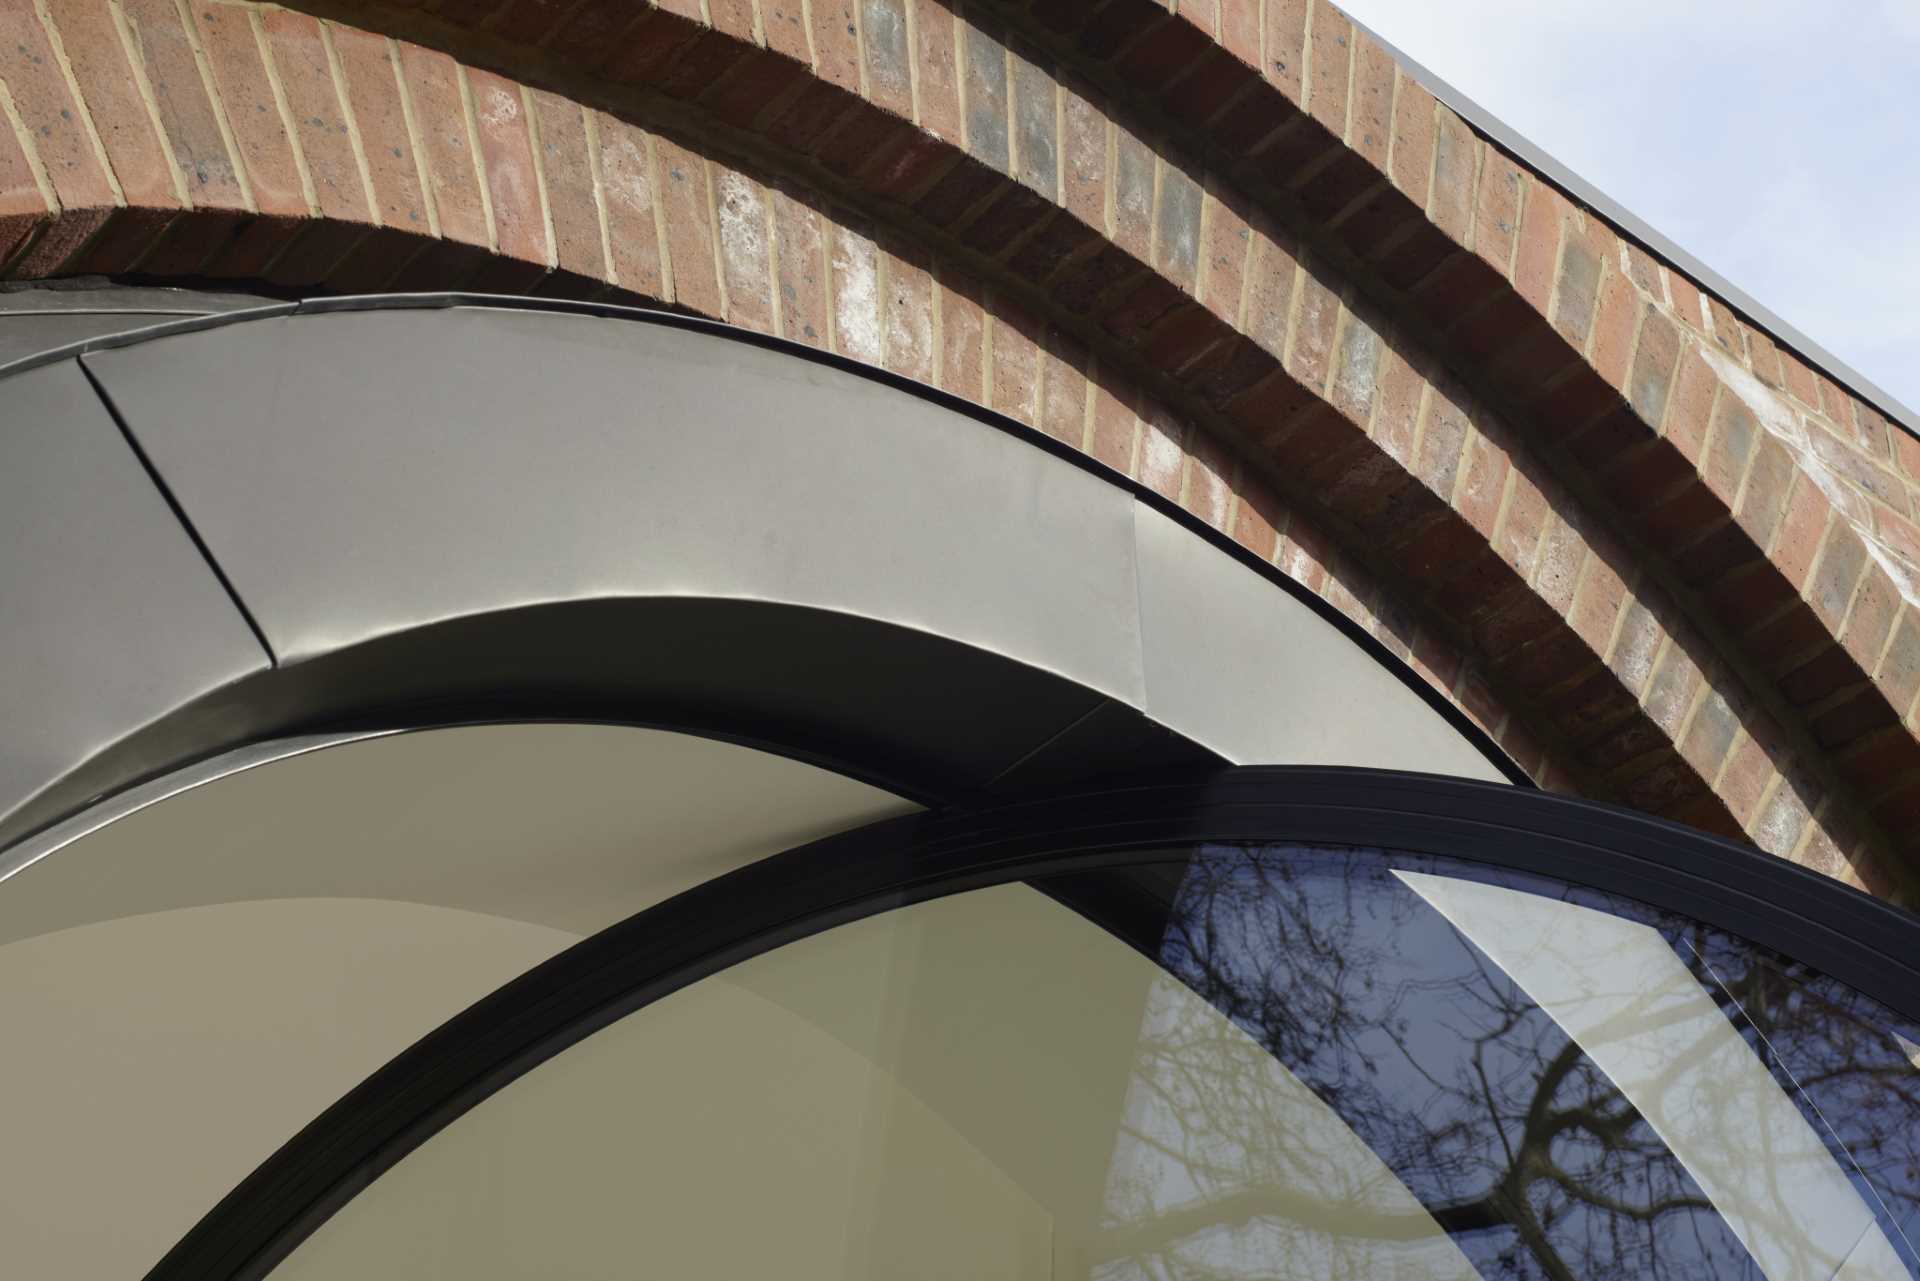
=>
[145,766,1920,1281]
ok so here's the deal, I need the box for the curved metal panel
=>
[85,307,1148,704]
[0,362,267,837]
[0,298,1517,850]
[1133,504,1503,781]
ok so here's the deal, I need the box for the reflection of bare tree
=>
[1689,930,1920,1255]
[1073,848,1917,1281]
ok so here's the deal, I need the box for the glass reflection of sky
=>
[1137,847,1918,1281]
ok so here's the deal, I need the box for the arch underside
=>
[1,0,1915,899]
[0,299,1505,857]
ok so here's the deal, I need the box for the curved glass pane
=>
[269,845,1920,1281]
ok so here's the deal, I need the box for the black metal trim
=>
[144,765,1920,1281]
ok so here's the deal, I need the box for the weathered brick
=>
[1285,260,1339,391]
[1551,217,1607,348]
[1806,523,1868,632]
[1734,434,1796,551]
[1455,427,1510,538]
[939,275,986,399]
[1414,379,1469,499]
[1111,121,1154,262]
[1009,43,1057,198]
[961,16,1009,174]
[858,0,912,115]
[1643,639,1702,739]
[467,69,547,266]
[592,113,663,296]
[1138,399,1186,498]
[1626,304,1680,427]
[1346,31,1394,170]
[829,222,882,363]
[1680,687,1740,784]
[1703,293,1742,357]
[1471,148,1522,277]
[1155,161,1202,290]
[1055,77,1107,232]
[1326,307,1379,424]
[713,166,773,331]
[1701,392,1758,507]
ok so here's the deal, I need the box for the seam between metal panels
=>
[76,355,278,665]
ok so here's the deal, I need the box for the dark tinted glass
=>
[270,843,1920,1281]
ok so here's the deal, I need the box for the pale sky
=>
[1337,0,1920,419]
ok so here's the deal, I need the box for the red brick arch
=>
[2,0,1915,901]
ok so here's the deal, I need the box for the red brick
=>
[333,26,431,234]
[648,136,715,312]
[197,4,320,226]
[810,0,862,93]
[991,303,1044,424]
[713,166,773,331]
[1703,293,1743,358]
[1027,326,1081,444]
[1169,182,1238,323]
[939,276,986,400]
[1284,261,1339,391]
[1510,177,1569,315]
[48,0,184,211]
[0,2,118,215]
[1232,472,1284,558]
[1306,0,1351,135]
[902,0,958,144]
[1764,352,1815,413]
[827,223,881,363]
[754,189,823,343]
[1088,372,1138,472]
[466,68,548,267]
[1219,0,1260,66]
[1264,0,1307,103]
[1428,109,1475,247]
[875,247,933,381]
[1183,425,1235,528]
[117,0,243,215]
[1456,428,1510,538]
[1665,269,1704,330]
[1137,400,1186,498]
[260,11,374,226]
[1588,260,1638,388]
[1388,70,1435,206]
[587,113,660,297]
[1345,31,1393,170]
[1059,77,1106,231]
[1470,148,1522,277]
[397,46,487,248]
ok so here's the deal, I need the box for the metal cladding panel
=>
[0,362,268,838]
[86,307,1149,710]
[1132,504,1505,780]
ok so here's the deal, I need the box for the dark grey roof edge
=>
[1347,14,1919,443]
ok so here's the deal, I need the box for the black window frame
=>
[146,765,1920,1281]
